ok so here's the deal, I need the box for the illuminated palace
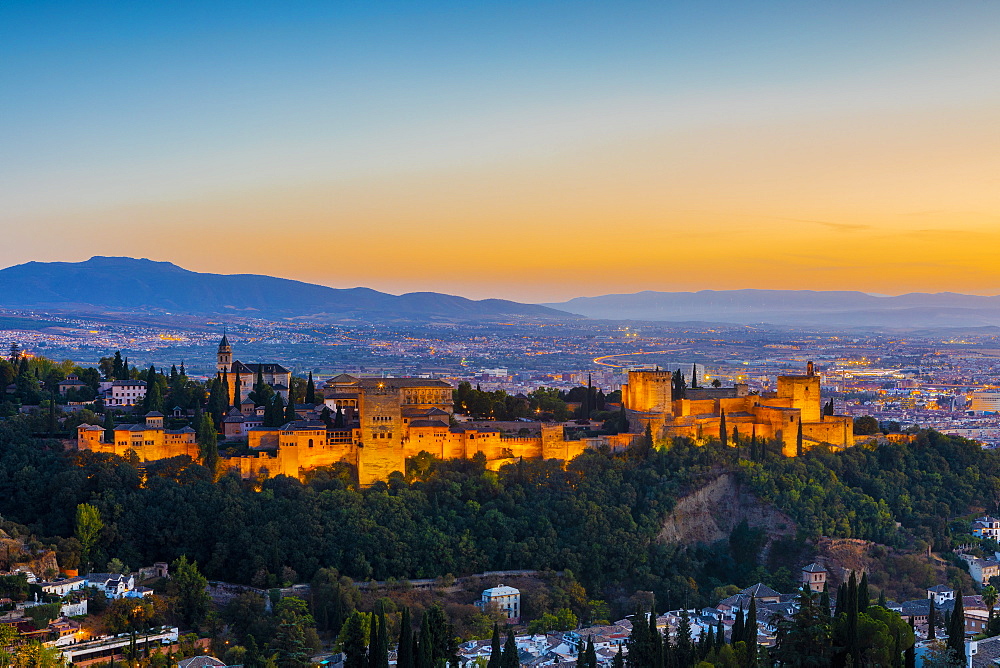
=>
[78,338,854,485]
[622,361,854,456]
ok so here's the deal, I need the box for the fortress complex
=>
[78,338,854,485]
[622,361,853,456]
[231,375,601,486]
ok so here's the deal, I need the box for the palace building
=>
[77,411,198,461]
[622,361,853,455]
[78,337,854,484]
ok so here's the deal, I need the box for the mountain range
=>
[545,290,1000,328]
[3,258,1000,329]
[0,257,569,322]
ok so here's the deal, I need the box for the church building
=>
[216,334,291,403]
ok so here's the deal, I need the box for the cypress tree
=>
[376,609,390,668]
[716,619,725,649]
[749,437,757,462]
[272,394,287,427]
[796,420,804,457]
[720,410,728,446]
[948,589,965,665]
[180,361,186,377]
[691,364,698,388]
[877,590,887,608]
[675,610,693,668]
[233,372,242,407]
[904,621,916,668]
[835,583,845,618]
[103,410,115,444]
[335,405,345,428]
[649,611,663,668]
[733,607,745,647]
[820,583,831,621]
[928,598,936,640]
[286,393,297,422]
[858,572,870,614]
[198,413,219,474]
[221,370,231,412]
[625,607,649,668]
[585,636,597,668]
[501,629,518,668]
[732,425,739,447]
[369,610,379,668]
[847,572,859,666]
[613,647,624,668]
[745,597,757,648]
[487,623,501,668]
[704,626,714,658]
[672,369,686,400]
[398,608,414,668]
[306,372,316,405]
[664,624,676,668]
[145,378,163,413]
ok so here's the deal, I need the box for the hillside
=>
[657,473,796,553]
[0,257,572,322]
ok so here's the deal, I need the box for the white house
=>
[41,577,88,597]
[928,585,955,607]
[87,573,136,599]
[104,380,147,407]
[959,554,1000,585]
[972,517,1000,541]
[479,585,521,623]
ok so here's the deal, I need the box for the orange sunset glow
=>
[3,2,1000,301]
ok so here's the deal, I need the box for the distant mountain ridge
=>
[544,289,1000,327]
[0,257,570,322]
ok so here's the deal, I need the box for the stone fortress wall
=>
[77,339,853,484]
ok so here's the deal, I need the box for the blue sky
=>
[3,2,1000,300]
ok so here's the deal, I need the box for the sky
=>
[3,1,1000,303]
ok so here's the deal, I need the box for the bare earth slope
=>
[658,473,797,553]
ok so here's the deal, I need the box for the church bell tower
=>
[217,333,232,373]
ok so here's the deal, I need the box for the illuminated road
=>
[593,349,690,368]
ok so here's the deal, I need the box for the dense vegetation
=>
[3,401,1000,615]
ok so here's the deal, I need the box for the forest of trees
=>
[3,400,1000,623]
